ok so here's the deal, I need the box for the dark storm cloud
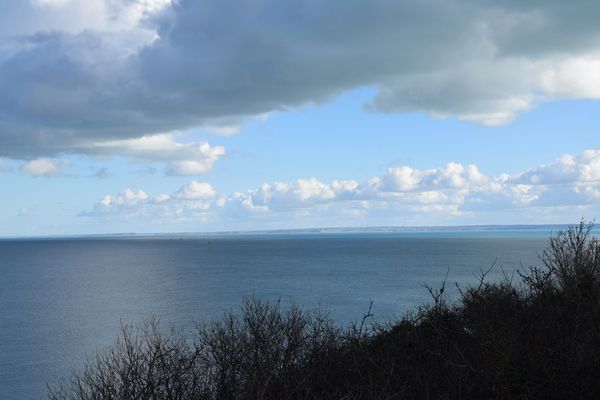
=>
[1,0,600,158]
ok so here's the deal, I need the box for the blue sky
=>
[1,0,600,236]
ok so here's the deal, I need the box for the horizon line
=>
[0,222,584,240]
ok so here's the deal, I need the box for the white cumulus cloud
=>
[20,158,68,176]
[81,149,600,228]
[174,181,216,200]
[81,133,225,176]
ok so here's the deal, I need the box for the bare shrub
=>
[48,317,208,400]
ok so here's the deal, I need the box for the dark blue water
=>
[0,232,549,399]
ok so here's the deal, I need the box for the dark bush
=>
[49,222,600,399]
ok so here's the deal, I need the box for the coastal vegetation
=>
[49,222,600,399]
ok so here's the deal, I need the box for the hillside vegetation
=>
[49,222,600,399]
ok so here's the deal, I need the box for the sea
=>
[0,228,564,399]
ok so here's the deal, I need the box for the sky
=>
[1,0,600,236]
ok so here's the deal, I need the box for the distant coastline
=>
[0,223,578,240]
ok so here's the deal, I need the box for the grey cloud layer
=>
[2,0,600,157]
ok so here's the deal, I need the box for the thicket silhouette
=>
[49,222,600,399]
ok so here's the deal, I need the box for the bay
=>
[0,231,550,399]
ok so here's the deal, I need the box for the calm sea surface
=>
[1,231,552,399]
